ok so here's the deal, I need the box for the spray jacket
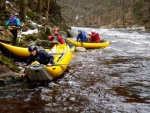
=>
[76,30,87,42]
[5,17,22,30]
[26,50,54,66]
[48,34,64,44]
[89,33,100,43]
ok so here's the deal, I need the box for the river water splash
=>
[0,27,150,113]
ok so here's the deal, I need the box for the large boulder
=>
[67,29,75,37]
[36,31,48,40]
[45,26,52,35]
[26,20,38,30]
[59,30,67,38]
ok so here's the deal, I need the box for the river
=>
[0,27,150,113]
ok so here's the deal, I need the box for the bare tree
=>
[20,0,28,23]
[0,0,6,11]
[28,0,36,11]
[120,0,126,27]
[37,0,43,16]
[46,0,50,23]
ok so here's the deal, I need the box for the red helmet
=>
[54,28,59,32]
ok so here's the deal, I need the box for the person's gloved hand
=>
[19,73,26,77]
[47,63,52,66]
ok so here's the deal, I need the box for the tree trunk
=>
[121,0,125,27]
[46,0,50,23]
[28,0,36,11]
[0,0,6,11]
[37,0,42,16]
[20,0,28,23]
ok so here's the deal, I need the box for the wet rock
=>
[27,40,36,46]
[19,68,25,74]
[67,29,75,37]
[39,26,46,33]
[0,72,24,83]
[26,21,38,30]
[45,26,52,35]
[36,40,53,48]
[36,31,48,40]
[59,31,67,38]
[0,79,5,86]
[75,47,86,52]
[18,66,24,70]
[0,26,4,31]
[0,65,11,74]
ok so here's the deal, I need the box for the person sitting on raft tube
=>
[76,30,87,42]
[88,30,100,43]
[19,45,54,77]
[48,28,64,44]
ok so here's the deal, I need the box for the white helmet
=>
[91,29,96,33]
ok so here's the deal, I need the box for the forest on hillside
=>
[0,0,150,29]
[57,0,150,28]
[0,0,66,29]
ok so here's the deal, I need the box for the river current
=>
[0,27,150,113]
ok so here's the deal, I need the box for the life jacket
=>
[9,17,17,26]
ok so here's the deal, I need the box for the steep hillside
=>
[57,0,150,29]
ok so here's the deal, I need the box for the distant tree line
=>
[57,0,150,27]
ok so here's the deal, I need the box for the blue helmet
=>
[78,30,82,32]
[28,45,37,52]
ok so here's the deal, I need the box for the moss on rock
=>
[24,34,37,41]
[0,55,19,72]
[36,31,48,40]
[27,10,39,20]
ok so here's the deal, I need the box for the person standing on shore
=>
[4,12,22,45]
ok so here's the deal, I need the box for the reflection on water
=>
[0,28,150,113]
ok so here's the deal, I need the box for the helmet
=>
[78,30,82,32]
[54,28,59,32]
[28,45,37,52]
[14,12,19,16]
[91,29,96,33]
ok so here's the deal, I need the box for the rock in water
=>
[75,47,86,52]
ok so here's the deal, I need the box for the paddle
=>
[80,38,83,45]
[64,38,74,49]
[53,36,60,44]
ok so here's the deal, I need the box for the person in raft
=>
[4,12,22,45]
[19,45,54,77]
[88,30,100,43]
[76,30,87,42]
[48,28,64,44]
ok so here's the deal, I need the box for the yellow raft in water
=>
[66,38,110,49]
[0,42,50,58]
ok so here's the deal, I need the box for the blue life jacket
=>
[9,17,17,26]
[77,31,87,42]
